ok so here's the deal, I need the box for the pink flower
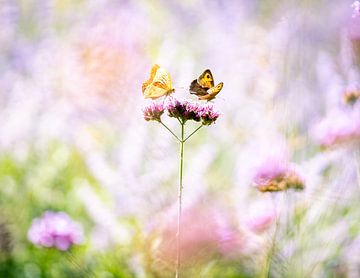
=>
[154,204,242,265]
[142,102,165,122]
[252,156,305,192]
[246,212,275,234]
[164,97,220,125]
[28,211,83,251]
[310,108,360,147]
[197,103,220,126]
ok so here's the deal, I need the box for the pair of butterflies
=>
[142,64,223,101]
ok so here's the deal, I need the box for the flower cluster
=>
[28,211,83,251]
[310,109,360,147]
[142,102,165,122]
[143,98,220,126]
[252,158,304,192]
[197,103,220,126]
[352,1,360,18]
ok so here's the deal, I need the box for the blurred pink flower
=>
[252,156,304,192]
[155,204,242,265]
[245,211,275,234]
[28,211,83,251]
[310,108,360,147]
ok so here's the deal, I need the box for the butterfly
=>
[142,64,175,99]
[189,69,223,101]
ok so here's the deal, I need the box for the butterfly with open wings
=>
[189,69,223,101]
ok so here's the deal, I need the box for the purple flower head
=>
[310,109,360,147]
[252,157,305,192]
[144,97,220,125]
[28,211,83,251]
[184,102,201,122]
[165,97,220,125]
[142,102,165,122]
[197,103,220,126]
[165,97,188,120]
[352,1,360,18]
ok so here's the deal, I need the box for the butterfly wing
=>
[142,64,160,94]
[143,84,168,99]
[143,66,174,99]
[152,67,173,91]
[197,69,214,89]
[189,79,208,96]
[198,82,223,101]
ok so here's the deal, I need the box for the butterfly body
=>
[189,69,223,101]
[142,64,175,99]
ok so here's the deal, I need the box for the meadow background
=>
[1,0,360,277]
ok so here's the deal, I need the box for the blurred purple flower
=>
[164,97,219,125]
[142,102,165,122]
[352,1,360,18]
[28,211,83,251]
[310,108,360,147]
[252,156,304,192]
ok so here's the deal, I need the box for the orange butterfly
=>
[189,69,223,101]
[142,64,175,99]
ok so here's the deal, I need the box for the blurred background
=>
[1,0,360,277]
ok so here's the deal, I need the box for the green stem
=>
[262,194,279,278]
[160,121,181,142]
[183,125,203,143]
[175,123,185,278]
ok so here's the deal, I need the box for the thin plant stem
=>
[354,147,360,190]
[160,121,181,142]
[175,122,185,278]
[261,193,279,278]
[177,117,183,126]
[183,124,203,143]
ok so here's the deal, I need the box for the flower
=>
[343,89,360,105]
[166,98,188,120]
[310,109,360,147]
[142,102,165,122]
[352,1,360,18]
[153,204,242,267]
[245,212,275,234]
[197,103,220,126]
[164,97,220,125]
[28,211,83,251]
[252,157,305,192]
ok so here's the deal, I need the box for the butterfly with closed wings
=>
[142,64,175,99]
[189,69,223,101]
